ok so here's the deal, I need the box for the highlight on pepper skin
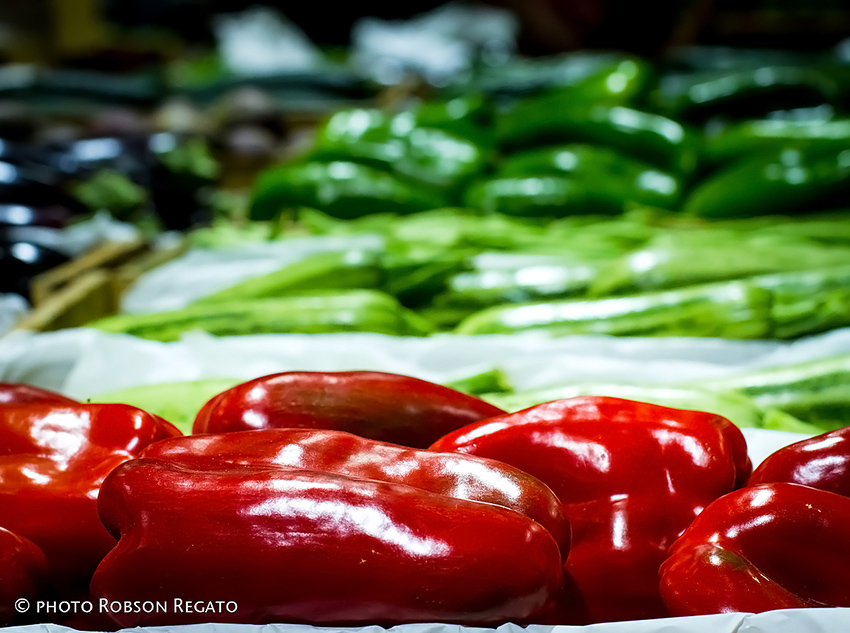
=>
[429,395,750,624]
[89,458,565,628]
[659,482,850,615]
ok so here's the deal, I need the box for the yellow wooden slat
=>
[16,269,113,332]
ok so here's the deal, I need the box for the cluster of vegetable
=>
[3,373,849,629]
[247,54,850,223]
[90,206,850,342]
[60,54,850,346]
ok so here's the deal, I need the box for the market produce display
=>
[6,39,850,633]
[4,371,849,629]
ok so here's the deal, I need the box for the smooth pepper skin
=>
[749,426,850,496]
[249,160,446,222]
[429,396,751,624]
[682,146,850,218]
[496,102,699,175]
[140,427,570,556]
[310,108,488,194]
[494,143,682,210]
[659,482,850,615]
[193,370,506,448]
[0,403,181,597]
[0,527,50,626]
[0,382,78,405]
[91,458,564,628]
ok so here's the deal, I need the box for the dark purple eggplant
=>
[0,204,72,228]
[0,161,88,214]
[49,136,151,181]
[0,240,69,298]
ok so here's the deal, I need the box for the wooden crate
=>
[16,237,187,333]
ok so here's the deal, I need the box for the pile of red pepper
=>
[1,372,848,629]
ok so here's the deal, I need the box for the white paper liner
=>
[4,608,850,633]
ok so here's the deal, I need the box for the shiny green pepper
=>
[682,146,850,218]
[497,143,683,210]
[496,102,699,175]
[563,57,656,106]
[464,175,623,217]
[249,161,446,221]
[310,108,489,194]
[703,118,850,165]
[404,94,494,145]
[660,66,841,123]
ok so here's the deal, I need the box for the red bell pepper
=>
[0,526,50,626]
[91,457,564,628]
[429,396,751,624]
[660,426,850,615]
[660,482,850,615]
[0,382,78,405]
[749,426,850,497]
[192,370,505,448]
[0,403,180,599]
[139,427,570,556]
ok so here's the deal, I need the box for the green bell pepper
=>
[309,108,489,193]
[703,117,850,165]
[660,65,840,123]
[682,146,850,218]
[249,161,446,221]
[496,143,683,210]
[496,101,699,175]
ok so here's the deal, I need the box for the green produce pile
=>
[90,206,850,340]
[247,55,850,223]
[86,52,850,344]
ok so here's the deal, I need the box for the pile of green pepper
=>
[246,52,850,224]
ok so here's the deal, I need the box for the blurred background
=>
[3,0,850,324]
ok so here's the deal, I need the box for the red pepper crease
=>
[0,403,181,598]
[139,428,570,556]
[192,370,505,447]
[428,396,752,624]
[659,482,850,615]
[0,526,50,626]
[91,458,565,628]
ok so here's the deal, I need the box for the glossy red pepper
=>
[659,426,850,616]
[660,482,850,615]
[0,403,181,598]
[91,458,564,628]
[749,426,850,496]
[193,370,506,448]
[140,427,570,556]
[429,396,751,624]
[0,526,50,626]
[0,382,78,405]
